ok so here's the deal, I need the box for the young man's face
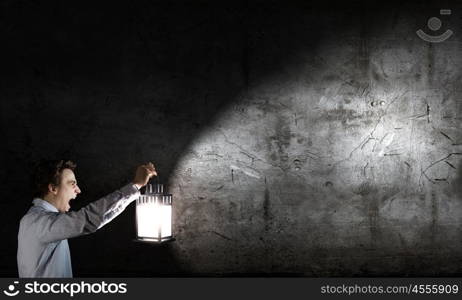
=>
[55,168,81,212]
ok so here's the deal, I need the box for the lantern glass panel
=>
[136,184,173,242]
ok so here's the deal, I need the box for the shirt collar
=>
[32,198,59,213]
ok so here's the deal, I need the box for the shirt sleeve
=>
[34,184,140,243]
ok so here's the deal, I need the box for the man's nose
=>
[75,185,81,194]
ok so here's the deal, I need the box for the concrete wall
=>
[1,0,462,276]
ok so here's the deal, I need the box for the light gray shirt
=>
[17,184,140,278]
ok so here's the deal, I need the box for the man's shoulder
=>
[20,206,58,226]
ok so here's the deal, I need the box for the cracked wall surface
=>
[168,3,462,275]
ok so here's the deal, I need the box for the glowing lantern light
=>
[136,184,173,242]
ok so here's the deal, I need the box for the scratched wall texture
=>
[1,0,462,276]
[166,2,462,275]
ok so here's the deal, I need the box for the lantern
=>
[135,183,173,242]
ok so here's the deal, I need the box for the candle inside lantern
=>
[136,184,173,242]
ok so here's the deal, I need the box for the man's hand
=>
[133,162,157,189]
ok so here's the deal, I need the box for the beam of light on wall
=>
[167,9,462,274]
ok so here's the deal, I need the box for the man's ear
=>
[48,184,59,195]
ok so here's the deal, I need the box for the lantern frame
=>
[135,184,174,243]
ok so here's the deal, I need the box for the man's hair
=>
[33,160,77,198]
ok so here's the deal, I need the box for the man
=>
[17,160,157,278]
